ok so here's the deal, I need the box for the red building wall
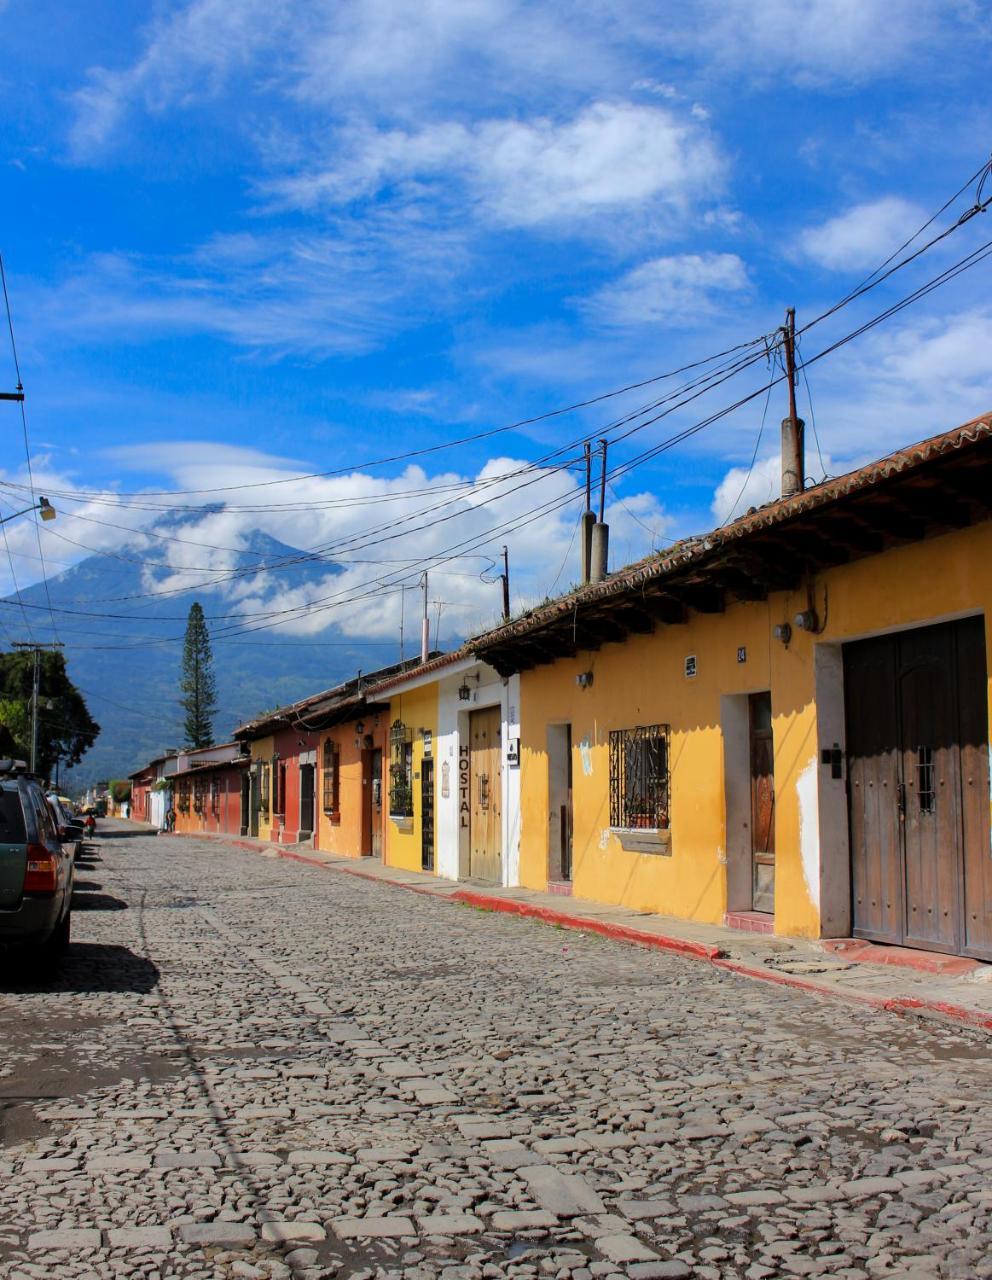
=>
[268,725,318,844]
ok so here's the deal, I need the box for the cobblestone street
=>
[1,824,991,1280]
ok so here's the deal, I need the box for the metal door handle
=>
[480,773,489,810]
[897,782,906,819]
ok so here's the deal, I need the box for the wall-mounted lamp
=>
[773,622,792,646]
[457,680,471,702]
[355,720,365,735]
[576,671,594,689]
[794,609,818,632]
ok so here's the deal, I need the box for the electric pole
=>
[780,307,806,497]
[501,546,510,622]
[12,641,63,776]
[420,572,429,663]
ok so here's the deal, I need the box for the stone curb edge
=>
[167,830,992,1035]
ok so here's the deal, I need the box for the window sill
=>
[612,827,672,856]
[390,815,414,831]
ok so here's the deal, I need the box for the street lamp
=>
[0,496,56,527]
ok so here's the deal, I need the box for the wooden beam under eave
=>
[935,462,992,512]
[667,582,725,614]
[719,553,799,595]
[639,593,688,625]
[613,604,655,635]
[854,498,927,541]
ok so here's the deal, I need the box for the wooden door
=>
[370,748,383,857]
[845,616,991,959]
[562,725,573,881]
[469,706,502,883]
[299,763,315,838]
[421,758,435,871]
[749,692,775,914]
[249,770,260,838]
[846,635,903,943]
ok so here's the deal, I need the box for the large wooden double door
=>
[845,616,992,959]
[469,706,502,883]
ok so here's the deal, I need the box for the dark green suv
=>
[0,762,73,963]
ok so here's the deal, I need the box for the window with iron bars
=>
[609,725,670,831]
[389,720,414,818]
[193,776,206,814]
[210,777,219,816]
[322,739,340,815]
[259,763,270,813]
[177,782,190,814]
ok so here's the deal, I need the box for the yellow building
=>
[472,414,992,962]
[246,734,275,840]
[376,676,439,874]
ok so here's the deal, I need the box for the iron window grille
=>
[193,777,205,814]
[259,763,270,812]
[389,720,414,818]
[609,724,671,831]
[210,778,219,816]
[177,783,190,814]
[322,739,340,815]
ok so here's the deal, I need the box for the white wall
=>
[435,662,521,886]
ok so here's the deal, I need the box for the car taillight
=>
[24,843,58,894]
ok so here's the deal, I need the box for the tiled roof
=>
[470,411,992,664]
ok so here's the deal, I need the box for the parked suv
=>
[47,792,83,857]
[0,762,73,962]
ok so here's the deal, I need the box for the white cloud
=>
[31,218,471,358]
[268,101,722,231]
[799,196,926,271]
[688,0,957,83]
[584,253,750,328]
[0,444,671,642]
[68,0,290,157]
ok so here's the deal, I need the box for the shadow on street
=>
[71,891,128,912]
[0,942,160,994]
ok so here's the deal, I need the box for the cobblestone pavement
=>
[1,825,991,1280]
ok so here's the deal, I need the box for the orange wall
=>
[315,714,389,858]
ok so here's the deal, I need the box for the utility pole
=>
[580,441,595,586]
[12,641,63,776]
[420,572,429,663]
[780,307,805,498]
[500,546,510,622]
[399,585,405,663]
[590,439,610,583]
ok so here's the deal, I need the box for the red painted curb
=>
[171,829,992,1036]
[714,958,992,1032]
[450,889,724,961]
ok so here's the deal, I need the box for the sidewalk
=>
[167,826,992,1034]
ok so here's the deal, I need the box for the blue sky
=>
[0,0,991,648]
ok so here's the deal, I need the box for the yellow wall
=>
[249,735,275,841]
[383,682,438,873]
[519,522,992,939]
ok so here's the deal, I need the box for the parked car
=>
[0,761,73,963]
[47,793,84,856]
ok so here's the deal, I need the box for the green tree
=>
[0,650,100,777]
[180,602,217,748]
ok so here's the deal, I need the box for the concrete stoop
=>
[163,824,992,1035]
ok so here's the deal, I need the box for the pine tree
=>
[180,602,217,749]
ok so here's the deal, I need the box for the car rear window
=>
[0,787,27,843]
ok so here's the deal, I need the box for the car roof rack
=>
[0,758,30,776]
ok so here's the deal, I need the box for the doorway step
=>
[820,938,982,976]
[725,910,774,934]
[547,881,573,897]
